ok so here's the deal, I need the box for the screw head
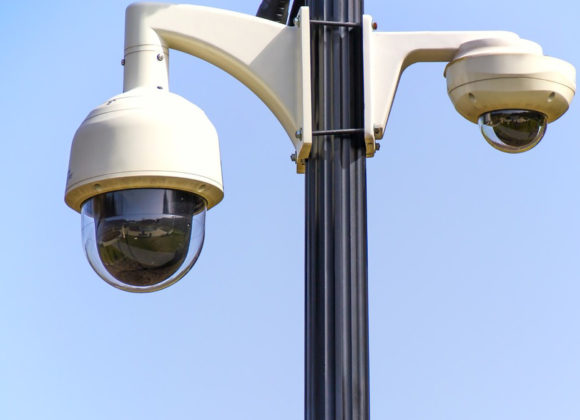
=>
[294,16,301,27]
[375,143,381,151]
[157,53,164,61]
[121,58,125,66]
[290,153,297,162]
[295,128,303,139]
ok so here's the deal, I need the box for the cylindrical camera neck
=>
[123,3,170,91]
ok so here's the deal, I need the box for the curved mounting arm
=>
[362,14,520,156]
[123,2,312,173]
[122,3,541,169]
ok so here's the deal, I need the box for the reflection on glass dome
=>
[479,110,547,153]
[81,188,206,292]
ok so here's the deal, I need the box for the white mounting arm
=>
[123,3,312,173]
[122,4,564,170]
[362,14,521,157]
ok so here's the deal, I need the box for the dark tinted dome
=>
[83,189,206,289]
[479,110,547,153]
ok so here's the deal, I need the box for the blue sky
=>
[1,0,579,419]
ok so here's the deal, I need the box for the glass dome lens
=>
[81,188,206,292]
[479,110,547,153]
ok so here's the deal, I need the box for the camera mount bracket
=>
[123,3,312,173]
[362,18,523,156]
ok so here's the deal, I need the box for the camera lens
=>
[81,188,206,292]
[479,110,547,153]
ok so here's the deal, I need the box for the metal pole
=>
[304,0,369,418]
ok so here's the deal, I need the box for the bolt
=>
[290,153,297,162]
[295,128,303,139]
[373,125,381,136]
[294,16,301,27]
[157,53,164,61]
[375,143,381,151]
[372,22,378,30]
[121,58,125,66]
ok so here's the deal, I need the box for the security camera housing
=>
[445,38,576,124]
[65,87,224,213]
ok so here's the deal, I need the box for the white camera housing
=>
[445,38,576,124]
[65,87,224,212]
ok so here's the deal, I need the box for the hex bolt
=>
[290,153,297,162]
[295,128,303,139]
[375,143,381,151]
[157,53,164,61]
[294,16,301,27]
[121,58,125,66]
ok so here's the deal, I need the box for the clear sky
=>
[1,0,579,419]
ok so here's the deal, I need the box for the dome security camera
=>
[65,87,224,292]
[445,38,576,153]
[64,1,314,292]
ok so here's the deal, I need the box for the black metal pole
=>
[304,0,369,419]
